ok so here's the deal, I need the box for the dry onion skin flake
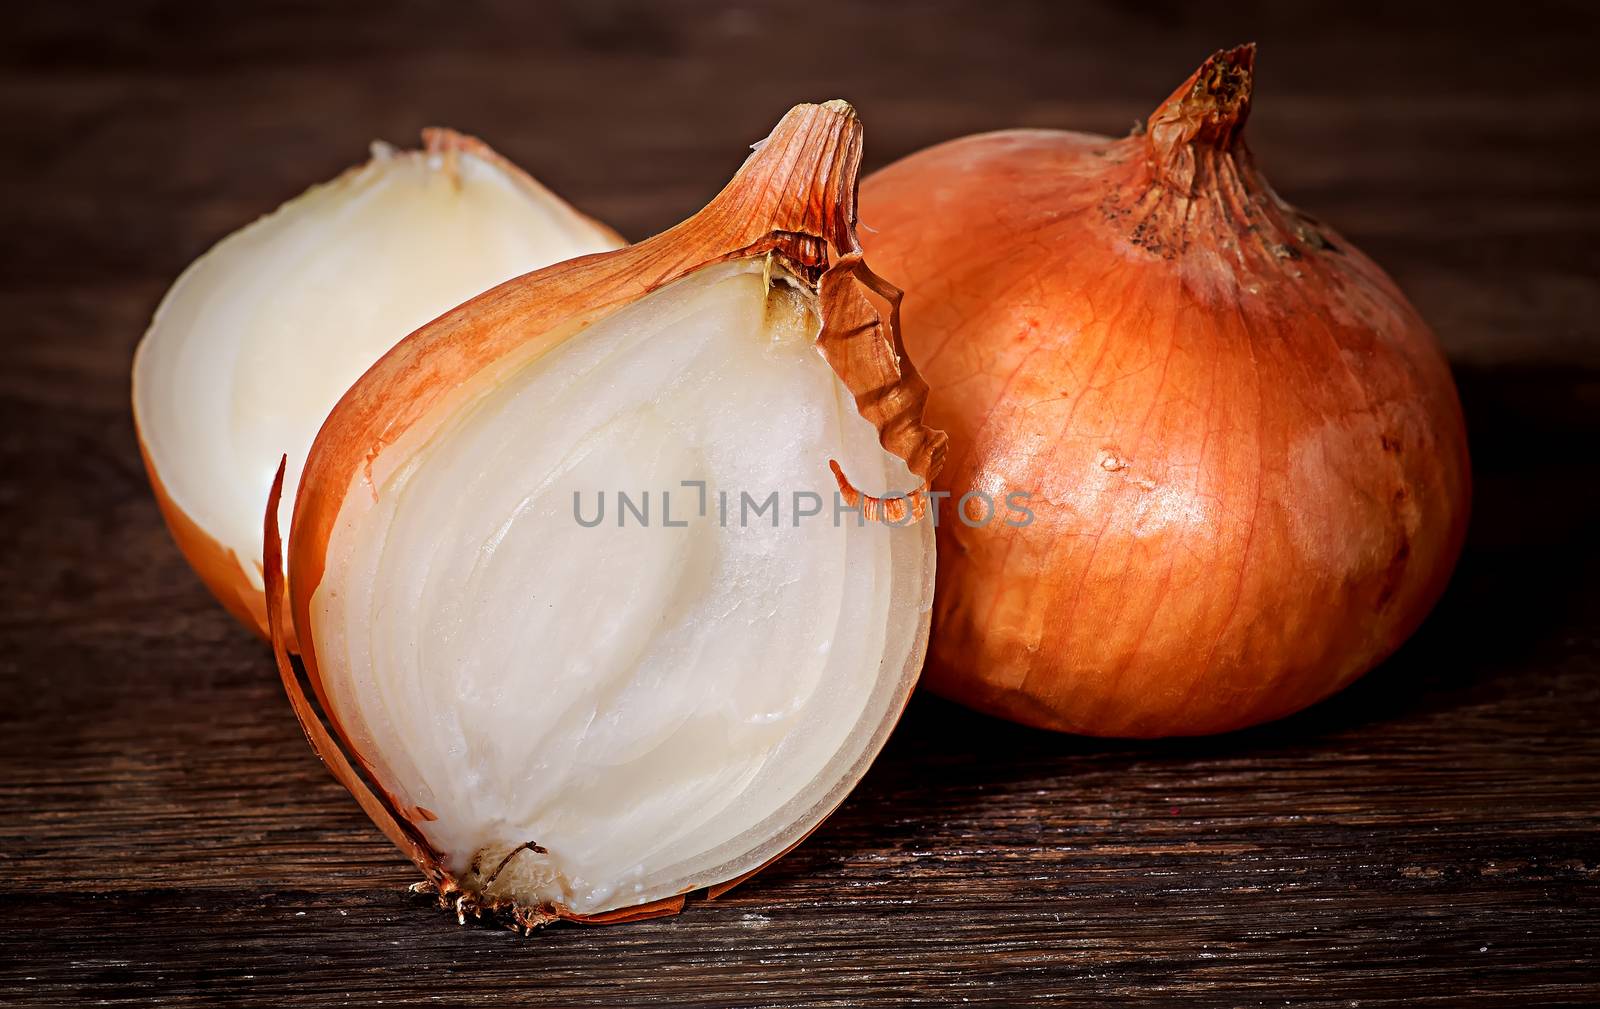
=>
[267,101,945,929]
[859,46,1471,737]
[134,130,621,638]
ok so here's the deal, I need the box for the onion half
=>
[268,102,945,928]
[859,47,1470,737]
[134,130,620,637]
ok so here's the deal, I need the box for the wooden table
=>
[4,2,1597,1004]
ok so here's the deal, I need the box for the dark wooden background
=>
[4,1,1597,1005]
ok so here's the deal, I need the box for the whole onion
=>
[858,46,1470,736]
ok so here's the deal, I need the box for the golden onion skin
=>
[858,46,1470,736]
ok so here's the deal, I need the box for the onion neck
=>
[1143,43,1256,196]
[686,100,865,273]
[1104,44,1337,274]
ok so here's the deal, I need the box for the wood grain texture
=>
[2,1,1597,1005]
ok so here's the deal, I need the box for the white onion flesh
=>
[310,263,934,915]
[134,140,619,594]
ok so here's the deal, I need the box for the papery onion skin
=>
[133,129,620,641]
[271,101,944,929]
[858,45,1470,737]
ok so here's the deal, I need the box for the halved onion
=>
[134,130,621,637]
[268,101,945,928]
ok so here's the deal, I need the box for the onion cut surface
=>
[270,102,945,928]
[133,130,620,637]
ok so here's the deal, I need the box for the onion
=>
[267,101,945,928]
[133,129,621,638]
[857,46,1470,737]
